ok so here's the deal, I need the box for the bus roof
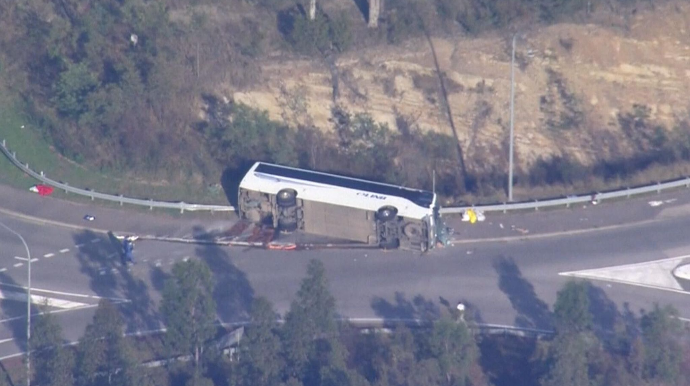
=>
[252,162,435,208]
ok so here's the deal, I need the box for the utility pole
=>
[508,34,516,202]
[0,222,31,386]
[432,169,436,195]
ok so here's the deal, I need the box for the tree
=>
[237,297,283,386]
[553,280,592,334]
[541,334,595,386]
[30,307,74,386]
[52,61,98,118]
[161,260,217,380]
[281,259,345,382]
[76,299,139,386]
[427,316,480,386]
[640,304,683,384]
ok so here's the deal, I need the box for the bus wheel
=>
[403,223,422,238]
[376,206,398,222]
[277,189,297,207]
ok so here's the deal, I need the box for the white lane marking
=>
[44,253,54,258]
[182,257,189,262]
[0,300,126,324]
[14,257,38,262]
[0,290,88,309]
[13,263,22,268]
[0,338,13,344]
[59,248,69,253]
[75,243,85,248]
[0,284,129,302]
[0,268,6,272]
[90,239,101,243]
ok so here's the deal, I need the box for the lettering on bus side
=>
[357,192,387,200]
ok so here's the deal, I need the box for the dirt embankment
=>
[227,2,690,175]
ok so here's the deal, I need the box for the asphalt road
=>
[1,184,690,358]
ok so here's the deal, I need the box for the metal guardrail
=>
[438,177,690,214]
[4,138,689,216]
[0,139,235,213]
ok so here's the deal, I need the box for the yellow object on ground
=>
[468,209,477,224]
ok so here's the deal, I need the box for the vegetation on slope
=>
[0,0,682,204]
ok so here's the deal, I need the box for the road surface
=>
[0,184,690,358]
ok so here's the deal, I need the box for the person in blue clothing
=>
[122,237,135,265]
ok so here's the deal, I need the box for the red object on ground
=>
[36,184,54,196]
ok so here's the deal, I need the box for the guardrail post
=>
[627,187,631,198]
[686,177,690,188]
[40,171,44,177]
[657,182,661,194]
[119,195,124,206]
[91,193,94,201]
[502,203,507,214]
[534,200,539,211]
[149,199,153,210]
[64,182,68,194]
[12,151,15,158]
[180,203,185,214]
[1,139,4,147]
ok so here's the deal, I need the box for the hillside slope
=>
[231,1,690,175]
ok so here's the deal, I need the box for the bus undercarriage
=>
[239,188,436,252]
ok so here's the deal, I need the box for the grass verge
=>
[0,90,229,207]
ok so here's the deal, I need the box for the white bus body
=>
[238,162,440,251]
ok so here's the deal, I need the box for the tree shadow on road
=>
[493,256,553,330]
[371,292,486,329]
[193,226,255,323]
[371,292,440,323]
[0,272,40,351]
[72,230,161,334]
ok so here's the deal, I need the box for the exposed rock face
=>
[230,2,690,174]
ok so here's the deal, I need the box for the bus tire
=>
[277,189,297,207]
[403,223,422,239]
[380,238,400,250]
[376,206,398,222]
[278,217,298,233]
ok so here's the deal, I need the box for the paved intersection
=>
[1,184,690,358]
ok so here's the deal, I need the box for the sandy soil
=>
[223,2,690,173]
